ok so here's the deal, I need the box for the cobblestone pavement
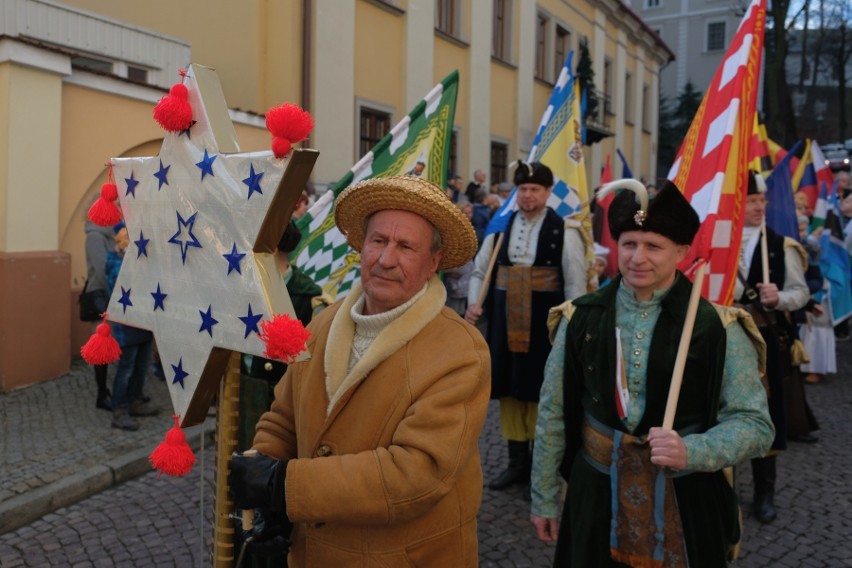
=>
[1,354,851,566]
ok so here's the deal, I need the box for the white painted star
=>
[108,64,317,425]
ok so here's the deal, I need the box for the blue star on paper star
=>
[242,164,264,200]
[118,286,132,313]
[195,149,217,180]
[199,305,218,337]
[154,159,171,190]
[168,211,202,264]
[223,243,246,275]
[125,172,139,198]
[151,283,167,311]
[238,304,264,339]
[134,231,150,258]
[172,358,189,388]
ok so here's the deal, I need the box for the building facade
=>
[629,0,740,104]
[0,0,671,388]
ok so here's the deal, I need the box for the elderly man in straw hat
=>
[229,176,490,566]
[531,180,774,567]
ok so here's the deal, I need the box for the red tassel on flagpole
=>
[81,319,121,365]
[258,314,310,363]
[265,103,314,159]
[149,415,197,476]
[153,71,193,132]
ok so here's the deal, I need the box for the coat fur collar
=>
[324,275,447,415]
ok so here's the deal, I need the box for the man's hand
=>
[530,514,559,542]
[464,304,483,325]
[647,427,687,470]
[756,282,779,309]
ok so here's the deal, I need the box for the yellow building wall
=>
[58,0,304,113]
[0,63,63,253]
[354,2,404,115]
[490,64,517,143]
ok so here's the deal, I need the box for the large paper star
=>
[108,64,318,426]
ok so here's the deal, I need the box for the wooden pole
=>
[474,233,505,308]
[212,352,241,567]
[662,261,707,430]
[760,221,770,285]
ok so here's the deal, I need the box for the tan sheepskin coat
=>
[253,276,491,567]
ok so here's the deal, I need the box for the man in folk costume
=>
[465,161,587,492]
[530,180,774,567]
[228,176,491,566]
[736,171,817,524]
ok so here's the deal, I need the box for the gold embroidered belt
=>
[495,266,561,353]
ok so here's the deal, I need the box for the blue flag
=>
[819,184,852,325]
[764,140,802,240]
[616,148,633,179]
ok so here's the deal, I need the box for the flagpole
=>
[760,221,770,285]
[475,233,505,308]
[662,260,707,430]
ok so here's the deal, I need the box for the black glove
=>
[237,507,293,557]
[229,452,288,513]
[230,453,292,558]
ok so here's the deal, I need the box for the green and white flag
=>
[292,70,459,301]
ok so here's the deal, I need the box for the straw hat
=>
[334,175,478,270]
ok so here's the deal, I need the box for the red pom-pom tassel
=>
[87,182,122,226]
[153,83,193,132]
[149,415,197,476]
[81,320,121,365]
[265,103,314,159]
[259,314,310,363]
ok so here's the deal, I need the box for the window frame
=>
[705,20,726,52]
[492,0,512,63]
[490,140,510,185]
[356,100,395,161]
[436,0,462,39]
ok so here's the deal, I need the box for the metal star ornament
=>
[107,64,318,426]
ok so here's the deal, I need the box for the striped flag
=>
[291,71,459,301]
[667,0,766,305]
[748,114,774,175]
[809,181,830,233]
[792,139,835,212]
[486,51,590,236]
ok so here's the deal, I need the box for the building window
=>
[624,72,634,124]
[359,107,391,159]
[535,13,549,81]
[603,59,613,116]
[490,141,509,184]
[645,0,661,8]
[555,25,571,79]
[642,83,651,132]
[436,0,460,38]
[706,21,726,52]
[71,56,113,74]
[492,0,511,62]
[127,66,148,83]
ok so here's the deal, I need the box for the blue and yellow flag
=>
[487,51,589,232]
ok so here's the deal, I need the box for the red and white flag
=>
[667,0,766,305]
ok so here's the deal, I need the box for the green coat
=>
[555,273,739,567]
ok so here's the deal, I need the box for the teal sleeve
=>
[682,319,775,470]
[531,319,567,518]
